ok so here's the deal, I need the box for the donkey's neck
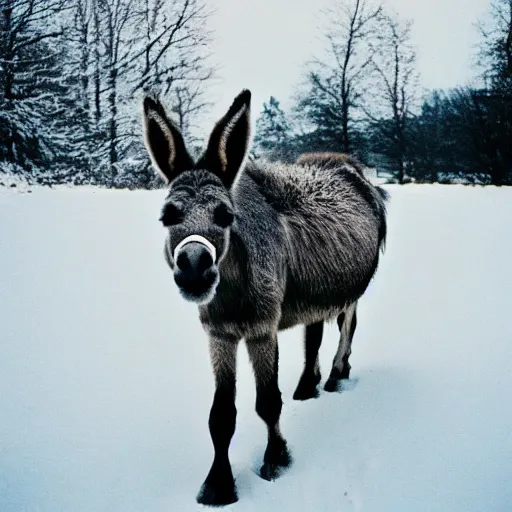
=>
[218,229,249,289]
[198,166,286,336]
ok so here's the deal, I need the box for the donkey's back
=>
[241,158,387,329]
[295,151,366,176]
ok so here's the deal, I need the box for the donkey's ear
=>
[141,95,194,183]
[199,89,251,188]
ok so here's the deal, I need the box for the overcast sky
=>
[199,0,490,135]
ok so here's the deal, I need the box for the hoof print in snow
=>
[341,377,359,392]
[324,376,359,393]
[196,481,238,507]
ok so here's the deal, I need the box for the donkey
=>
[141,89,388,506]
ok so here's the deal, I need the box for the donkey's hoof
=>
[324,378,340,393]
[260,452,291,481]
[260,438,292,481]
[260,462,286,481]
[340,364,351,380]
[196,480,238,506]
[293,385,319,401]
[325,364,351,392]
[293,373,321,401]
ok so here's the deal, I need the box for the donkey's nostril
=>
[197,249,213,274]
[176,250,190,271]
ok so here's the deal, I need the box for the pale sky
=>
[199,0,489,136]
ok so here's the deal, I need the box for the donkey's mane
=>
[296,152,366,176]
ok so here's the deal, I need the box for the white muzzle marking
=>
[173,235,217,264]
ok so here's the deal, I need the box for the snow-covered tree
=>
[0,0,214,187]
[0,0,71,171]
[253,96,292,162]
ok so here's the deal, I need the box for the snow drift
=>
[0,184,511,511]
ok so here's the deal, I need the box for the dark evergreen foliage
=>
[0,0,213,187]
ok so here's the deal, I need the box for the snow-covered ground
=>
[0,184,511,512]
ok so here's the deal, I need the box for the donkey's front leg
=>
[197,336,239,506]
[246,334,292,481]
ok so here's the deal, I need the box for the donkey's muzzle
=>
[173,241,219,303]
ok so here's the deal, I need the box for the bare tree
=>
[478,0,512,87]
[91,0,213,173]
[169,85,211,142]
[301,0,382,153]
[475,0,512,184]
[366,12,419,182]
[71,0,93,118]
[130,0,213,95]
[96,0,138,167]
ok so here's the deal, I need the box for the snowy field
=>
[0,184,511,512]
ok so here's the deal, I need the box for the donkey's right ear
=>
[141,95,194,183]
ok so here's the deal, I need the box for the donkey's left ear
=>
[198,89,251,188]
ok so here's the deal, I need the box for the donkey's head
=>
[142,90,251,304]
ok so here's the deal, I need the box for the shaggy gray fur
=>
[199,159,387,336]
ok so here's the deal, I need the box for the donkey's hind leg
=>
[293,321,323,400]
[325,302,358,392]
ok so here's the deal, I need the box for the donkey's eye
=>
[213,203,234,228]
[160,203,183,227]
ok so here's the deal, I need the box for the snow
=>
[0,184,511,512]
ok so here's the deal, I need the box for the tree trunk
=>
[397,158,405,183]
[93,0,101,125]
[79,13,90,121]
[2,2,16,162]
[341,95,350,153]
[108,68,118,168]
[1,3,14,100]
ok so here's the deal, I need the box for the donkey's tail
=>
[375,186,389,252]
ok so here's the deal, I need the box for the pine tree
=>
[253,97,292,162]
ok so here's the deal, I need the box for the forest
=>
[1,0,511,186]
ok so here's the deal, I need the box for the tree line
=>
[253,0,512,186]
[1,0,511,187]
[0,0,212,187]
